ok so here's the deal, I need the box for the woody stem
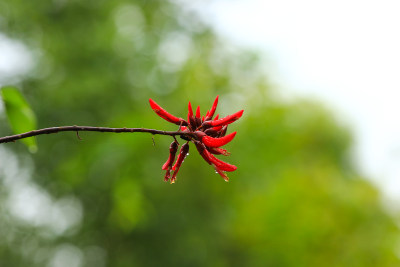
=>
[0,126,196,144]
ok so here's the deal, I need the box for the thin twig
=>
[0,126,194,144]
[76,131,82,140]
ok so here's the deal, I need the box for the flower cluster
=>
[149,96,244,183]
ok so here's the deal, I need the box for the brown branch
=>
[0,126,195,144]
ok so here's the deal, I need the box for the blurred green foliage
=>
[1,86,37,152]
[0,0,399,266]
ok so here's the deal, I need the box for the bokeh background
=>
[0,0,399,266]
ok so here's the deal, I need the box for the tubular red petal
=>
[202,131,237,148]
[172,143,189,171]
[214,167,229,182]
[205,95,219,120]
[204,110,244,127]
[192,105,201,127]
[188,101,193,117]
[208,147,231,156]
[187,102,195,128]
[162,141,179,170]
[164,169,172,182]
[162,160,171,171]
[212,156,237,172]
[162,141,179,182]
[149,98,186,125]
[171,143,190,183]
[212,125,223,132]
[202,114,221,131]
[195,142,236,172]
[195,142,213,165]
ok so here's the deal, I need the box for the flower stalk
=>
[0,126,195,144]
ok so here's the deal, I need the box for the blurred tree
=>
[0,0,399,266]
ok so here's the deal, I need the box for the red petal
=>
[149,99,186,125]
[195,142,236,172]
[195,142,213,165]
[205,96,219,121]
[195,105,201,118]
[172,143,189,171]
[212,125,223,132]
[208,147,230,156]
[162,141,178,170]
[202,132,237,148]
[162,160,172,171]
[171,143,190,183]
[212,156,237,172]
[214,167,229,182]
[188,101,193,117]
[204,110,244,127]
[164,169,172,182]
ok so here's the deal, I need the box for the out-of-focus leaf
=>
[1,86,37,153]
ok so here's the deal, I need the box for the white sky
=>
[191,0,400,202]
[0,33,33,83]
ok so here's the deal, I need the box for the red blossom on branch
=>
[149,96,244,183]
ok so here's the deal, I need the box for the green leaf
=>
[1,86,38,153]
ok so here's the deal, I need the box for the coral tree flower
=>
[149,96,244,183]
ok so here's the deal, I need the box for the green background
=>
[0,0,399,266]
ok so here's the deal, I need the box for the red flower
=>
[149,96,244,183]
